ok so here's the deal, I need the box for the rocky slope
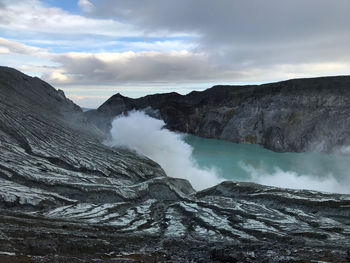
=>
[86,76,350,153]
[0,67,350,262]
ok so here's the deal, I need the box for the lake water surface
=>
[107,111,350,193]
[185,134,350,193]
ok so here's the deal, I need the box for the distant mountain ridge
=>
[86,75,350,153]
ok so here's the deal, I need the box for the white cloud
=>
[0,47,9,54]
[47,70,69,83]
[3,37,349,90]
[17,64,55,73]
[44,50,242,84]
[0,37,47,56]
[78,0,94,12]
[0,0,137,37]
[89,0,350,70]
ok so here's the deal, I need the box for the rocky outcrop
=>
[1,67,350,262]
[86,76,350,153]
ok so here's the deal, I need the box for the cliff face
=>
[1,67,350,262]
[86,76,350,153]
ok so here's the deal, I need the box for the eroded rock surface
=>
[86,76,350,153]
[1,67,350,262]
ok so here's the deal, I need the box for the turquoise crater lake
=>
[184,134,350,194]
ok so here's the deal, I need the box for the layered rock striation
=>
[0,67,350,262]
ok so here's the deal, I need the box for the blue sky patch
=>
[41,0,81,14]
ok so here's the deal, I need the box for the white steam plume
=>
[105,111,223,190]
[239,162,350,194]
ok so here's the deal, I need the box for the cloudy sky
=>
[1,0,350,107]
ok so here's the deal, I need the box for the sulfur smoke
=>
[239,162,350,194]
[105,110,350,194]
[106,111,223,190]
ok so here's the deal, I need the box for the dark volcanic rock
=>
[86,76,350,153]
[1,67,350,262]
